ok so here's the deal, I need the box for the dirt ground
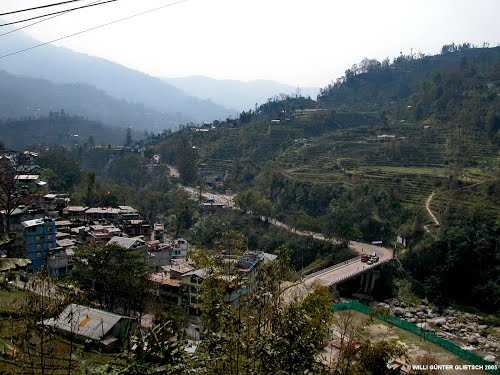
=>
[322,310,490,374]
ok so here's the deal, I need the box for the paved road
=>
[183,186,236,208]
[183,186,395,287]
[304,244,393,287]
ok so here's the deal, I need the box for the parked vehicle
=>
[361,255,369,262]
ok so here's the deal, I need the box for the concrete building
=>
[22,218,57,271]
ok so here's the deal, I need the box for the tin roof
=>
[43,304,130,341]
[107,236,144,250]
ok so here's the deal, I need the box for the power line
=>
[0,0,86,16]
[0,0,119,27]
[0,0,103,37]
[0,0,189,61]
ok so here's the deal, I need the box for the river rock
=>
[468,335,479,345]
[430,318,447,326]
[393,307,404,317]
[483,355,496,363]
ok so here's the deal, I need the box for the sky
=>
[1,0,500,87]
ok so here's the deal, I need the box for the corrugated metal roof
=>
[107,236,144,249]
[43,304,129,341]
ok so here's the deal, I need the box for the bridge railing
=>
[305,256,363,280]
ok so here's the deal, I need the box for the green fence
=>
[332,301,499,374]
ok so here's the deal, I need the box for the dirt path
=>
[425,191,440,230]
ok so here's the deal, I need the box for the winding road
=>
[182,186,394,293]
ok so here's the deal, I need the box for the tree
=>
[0,156,31,233]
[14,271,76,375]
[71,244,152,314]
[175,136,198,185]
[84,172,96,206]
[38,148,81,192]
[107,154,146,188]
[325,200,362,246]
[125,127,133,147]
[358,340,407,374]
[125,320,189,374]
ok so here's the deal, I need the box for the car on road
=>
[361,255,369,262]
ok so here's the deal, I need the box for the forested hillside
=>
[0,112,134,149]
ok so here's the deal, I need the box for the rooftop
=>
[107,236,145,250]
[43,304,130,341]
[22,218,52,228]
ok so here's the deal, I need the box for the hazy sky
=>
[2,0,500,87]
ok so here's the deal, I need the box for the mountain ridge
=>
[0,29,236,126]
[164,75,320,111]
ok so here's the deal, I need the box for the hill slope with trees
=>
[154,44,500,311]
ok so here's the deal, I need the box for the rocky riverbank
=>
[374,299,499,364]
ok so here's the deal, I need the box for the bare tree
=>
[0,155,32,234]
[333,310,362,375]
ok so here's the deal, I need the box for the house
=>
[0,258,31,282]
[1,205,45,233]
[55,220,73,232]
[43,304,135,349]
[120,219,151,237]
[86,224,122,243]
[237,251,277,293]
[22,218,57,271]
[47,247,74,277]
[151,223,166,242]
[180,268,209,315]
[85,207,122,222]
[149,272,182,304]
[145,241,171,268]
[170,238,188,258]
[42,193,70,211]
[107,236,146,251]
[62,206,88,221]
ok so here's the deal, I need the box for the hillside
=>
[0,29,236,126]
[156,45,500,218]
[165,75,319,111]
[0,113,134,149]
[0,70,184,130]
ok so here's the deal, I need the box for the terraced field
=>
[276,122,499,212]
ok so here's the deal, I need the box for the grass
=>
[0,288,123,373]
[0,288,27,315]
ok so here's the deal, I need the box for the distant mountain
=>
[164,76,320,111]
[0,70,183,131]
[0,29,236,127]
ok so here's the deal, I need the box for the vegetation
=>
[150,45,500,313]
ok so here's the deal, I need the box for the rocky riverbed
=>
[374,299,499,364]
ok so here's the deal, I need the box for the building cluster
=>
[149,250,276,316]
[1,149,278,350]
[0,150,188,279]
